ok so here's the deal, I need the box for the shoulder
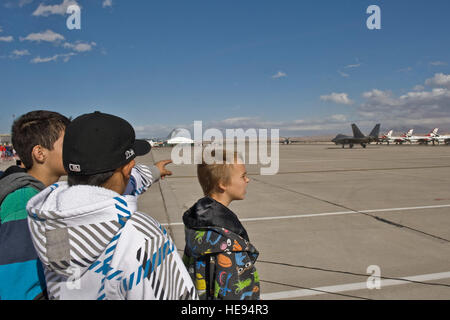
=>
[1,187,39,223]
[127,211,170,241]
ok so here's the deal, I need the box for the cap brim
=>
[133,139,152,156]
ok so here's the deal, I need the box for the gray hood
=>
[0,172,45,205]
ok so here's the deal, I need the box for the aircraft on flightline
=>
[405,128,439,145]
[331,123,381,148]
[378,129,413,145]
[433,132,450,145]
[377,130,393,144]
[162,128,194,146]
[280,137,301,144]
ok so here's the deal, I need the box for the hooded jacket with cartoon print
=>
[182,196,260,300]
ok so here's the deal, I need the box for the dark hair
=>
[11,110,70,170]
[68,170,115,187]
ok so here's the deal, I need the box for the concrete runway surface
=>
[2,143,449,299]
[136,144,450,300]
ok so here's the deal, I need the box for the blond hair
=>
[197,149,241,196]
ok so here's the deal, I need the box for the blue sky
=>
[1,0,450,138]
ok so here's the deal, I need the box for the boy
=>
[0,110,70,300]
[27,111,197,300]
[183,150,260,300]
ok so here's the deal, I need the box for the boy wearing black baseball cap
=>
[26,112,197,300]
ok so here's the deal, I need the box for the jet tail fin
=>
[351,124,365,138]
[369,124,381,138]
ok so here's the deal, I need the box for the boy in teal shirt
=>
[0,110,70,300]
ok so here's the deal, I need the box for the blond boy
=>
[183,150,260,300]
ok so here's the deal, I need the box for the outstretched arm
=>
[123,160,173,196]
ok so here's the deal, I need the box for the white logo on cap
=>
[69,163,81,172]
[125,149,135,160]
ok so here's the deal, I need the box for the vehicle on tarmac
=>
[332,123,380,148]
[280,137,301,145]
[378,130,393,144]
[405,128,439,145]
[381,129,413,145]
[433,132,450,145]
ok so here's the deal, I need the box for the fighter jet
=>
[405,128,439,145]
[332,124,381,148]
[380,129,413,145]
[377,130,393,144]
[433,132,450,145]
[280,137,301,145]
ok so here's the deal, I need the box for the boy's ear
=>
[120,159,135,180]
[31,145,47,165]
[216,180,227,193]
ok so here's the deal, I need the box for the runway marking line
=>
[261,271,450,300]
[160,203,450,227]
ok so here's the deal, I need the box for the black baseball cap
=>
[63,111,151,175]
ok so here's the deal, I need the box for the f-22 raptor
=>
[332,124,381,148]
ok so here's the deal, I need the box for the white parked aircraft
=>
[380,129,413,144]
[433,133,450,145]
[164,128,194,145]
[146,139,159,147]
[378,130,393,144]
[405,128,439,145]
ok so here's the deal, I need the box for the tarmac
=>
[1,143,450,299]
[136,143,450,300]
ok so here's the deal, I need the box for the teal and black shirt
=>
[0,169,47,300]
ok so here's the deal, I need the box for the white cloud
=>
[221,117,257,125]
[361,89,401,106]
[32,0,79,17]
[330,114,347,122]
[272,71,287,79]
[3,0,33,8]
[338,70,349,78]
[0,36,14,42]
[63,41,96,52]
[359,82,450,130]
[429,61,447,66]
[320,92,353,105]
[30,52,76,64]
[399,87,450,101]
[425,73,450,89]
[20,29,65,43]
[31,55,59,63]
[19,0,33,7]
[344,63,361,69]
[102,0,112,8]
[11,49,30,57]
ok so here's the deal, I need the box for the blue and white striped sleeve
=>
[123,164,161,196]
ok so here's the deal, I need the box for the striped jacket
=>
[26,165,197,300]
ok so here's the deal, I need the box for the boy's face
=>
[223,163,250,201]
[46,131,66,176]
